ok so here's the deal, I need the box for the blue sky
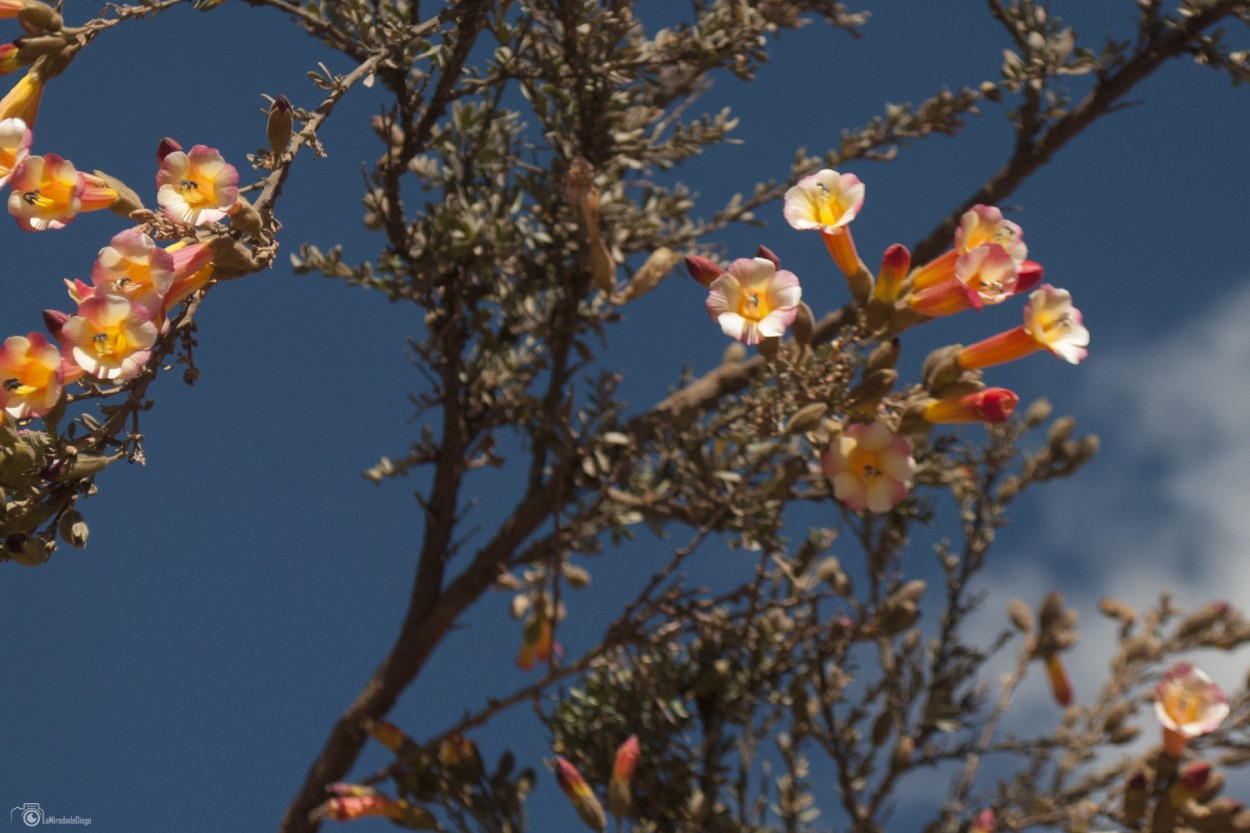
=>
[2,2,1249,832]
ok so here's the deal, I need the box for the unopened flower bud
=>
[1178,605,1225,640]
[1098,596,1136,625]
[90,169,145,217]
[14,33,64,60]
[847,368,897,412]
[873,243,910,305]
[922,345,965,392]
[54,451,111,481]
[608,735,640,821]
[785,402,827,436]
[555,757,606,833]
[228,195,264,237]
[790,301,815,347]
[1047,415,1076,446]
[684,254,722,288]
[754,244,781,269]
[845,262,873,308]
[1023,398,1052,427]
[923,387,1019,425]
[970,808,997,833]
[267,94,294,157]
[1008,598,1034,632]
[156,136,182,165]
[42,308,67,337]
[1016,260,1044,294]
[866,337,901,374]
[57,508,88,548]
[18,1,62,33]
[1044,654,1073,706]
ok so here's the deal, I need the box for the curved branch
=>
[912,0,1249,263]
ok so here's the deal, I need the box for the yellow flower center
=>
[1165,688,1201,725]
[736,290,773,322]
[850,447,883,480]
[91,329,129,358]
[3,358,53,396]
[177,178,212,207]
[811,181,850,227]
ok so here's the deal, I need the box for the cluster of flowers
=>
[688,168,1090,514]
[0,57,240,419]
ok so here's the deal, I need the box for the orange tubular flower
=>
[0,43,22,76]
[783,168,864,276]
[0,67,43,126]
[909,244,1018,316]
[970,809,997,833]
[78,172,118,213]
[1044,654,1074,707]
[163,241,216,309]
[957,285,1089,370]
[913,205,1028,290]
[516,610,553,670]
[608,735,640,821]
[872,244,910,305]
[923,388,1019,425]
[555,757,607,833]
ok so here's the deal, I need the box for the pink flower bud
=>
[684,254,722,288]
[156,137,182,165]
[754,244,781,269]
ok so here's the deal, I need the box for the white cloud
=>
[986,279,1250,703]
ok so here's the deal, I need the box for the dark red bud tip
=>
[42,308,68,337]
[1180,761,1212,791]
[684,254,723,288]
[272,94,292,112]
[156,137,182,164]
[754,245,781,269]
[882,243,911,272]
[977,388,1019,424]
[1016,260,1044,294]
